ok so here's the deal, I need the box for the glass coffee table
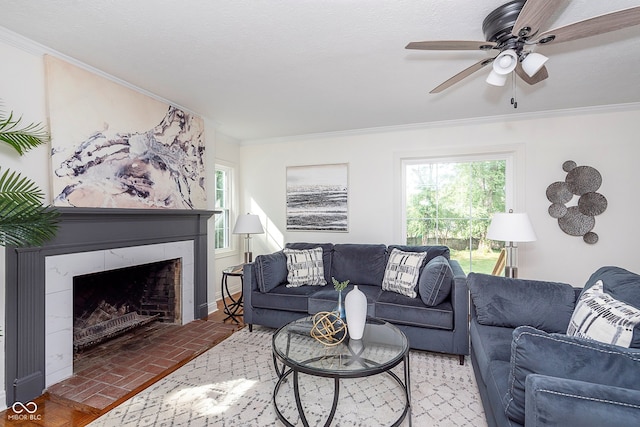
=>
[272,316,411,426]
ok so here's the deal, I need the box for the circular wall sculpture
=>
[546,161,607,244]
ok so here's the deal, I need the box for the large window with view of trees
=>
[403,156,509,274]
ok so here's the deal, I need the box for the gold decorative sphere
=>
[310,311,347,346]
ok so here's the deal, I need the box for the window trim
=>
[394,143,525,244]
[214,161,237,258]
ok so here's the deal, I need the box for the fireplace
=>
[73,259,182,341]
[45,243,194,387]
[5,208,214,405]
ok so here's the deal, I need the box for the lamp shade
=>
[487,212,537,242]
[521,52,548,77]
[232,214,264,235]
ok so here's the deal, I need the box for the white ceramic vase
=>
[345,285,367,340]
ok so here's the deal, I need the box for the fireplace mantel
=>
[5,207,215,405]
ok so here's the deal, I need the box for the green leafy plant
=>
[332,277,349,292]
[0,102,59,247]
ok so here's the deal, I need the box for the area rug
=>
[89,326,486,426]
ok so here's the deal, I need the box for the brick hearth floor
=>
[46,318,241,413]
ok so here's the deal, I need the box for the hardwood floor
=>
[0,296,245,427]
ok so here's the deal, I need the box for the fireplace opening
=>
[73,258,181,352]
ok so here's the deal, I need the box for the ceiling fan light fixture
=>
[522,52,549,77]
[492,49,518,75]
[486,69,508,86]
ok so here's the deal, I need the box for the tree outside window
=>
[404,159,507,274]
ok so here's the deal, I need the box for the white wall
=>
[240,107,640,287]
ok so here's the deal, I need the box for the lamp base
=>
[504,266,518,278]
[244,251,253,264]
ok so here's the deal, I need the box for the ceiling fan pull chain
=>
[511,72,518,108]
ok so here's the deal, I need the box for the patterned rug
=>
[88,326,486,426]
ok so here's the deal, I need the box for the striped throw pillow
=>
[381,248,427,298]
[283,247,327,287]
[567,280,640,347]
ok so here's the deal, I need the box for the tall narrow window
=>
[403,157,509,274]
[214,164,232,251]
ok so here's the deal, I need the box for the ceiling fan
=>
[406,0,640,96]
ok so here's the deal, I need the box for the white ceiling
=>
[1,0,640,142]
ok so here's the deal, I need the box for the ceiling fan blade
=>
[430,57,495,94]
[535,6,640,45]
[515,62,549,85]
[511,0,564,39]
[406,40,497,51]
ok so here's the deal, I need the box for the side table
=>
[221,264,244,323]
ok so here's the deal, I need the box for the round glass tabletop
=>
[272,315,409,378]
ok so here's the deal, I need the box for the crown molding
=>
[241,102,640,146]
[0,25,200,117]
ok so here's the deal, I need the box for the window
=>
[214,164,233,252]
[402,155,510,274]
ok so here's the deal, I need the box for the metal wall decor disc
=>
[583,232,599,244]
[548,203,567,218]
[562,160,577,172]
[546,181,573,204]
[565,166,602,195]
[578,192,608,216]
[558,206,595,236]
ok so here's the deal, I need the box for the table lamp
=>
[486,210,536,278]
[232,213,264,263]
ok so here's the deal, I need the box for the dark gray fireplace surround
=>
[4,207,215,405]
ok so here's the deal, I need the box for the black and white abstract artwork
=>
[286,163,348,232]
[46,55,206,210]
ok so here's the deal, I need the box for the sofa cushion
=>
[584,266,640,308]
[307,284,379,316]
[381,248,427,298]
[254,251,288,293]
[283,247,327,287]
[567,280,640,348]
[467,273,575,333]
[419,255,453,306]
[251,284,320,312]
[470,320,513,381]
[387,244,450,262]
[331,244,387,286]
[375,290,453,330]
[505,325,640,424]
[525,375,640,427]
[285,242,334,284]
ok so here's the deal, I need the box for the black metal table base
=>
[272,354,411,427]
[221,270,243,323]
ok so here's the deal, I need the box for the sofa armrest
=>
[525,374,640,427]
[449,260,469,356]
[242,263,257,325]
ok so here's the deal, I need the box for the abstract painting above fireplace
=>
[45,55,207,210]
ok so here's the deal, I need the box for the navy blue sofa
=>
[243,242,469,363]
[468,267,640,427]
